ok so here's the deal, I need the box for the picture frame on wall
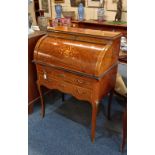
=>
[106,0,127,12]
[87,0,101,8]
[54,0,64,3]
[39,0,52,17]
[70,0,85,7]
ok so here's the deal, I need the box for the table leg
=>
[37,82,45,118]
[91,101,99,143]
[121,106,127,152]
[107,90,114,120]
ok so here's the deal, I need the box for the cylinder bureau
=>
[33,26,122,142]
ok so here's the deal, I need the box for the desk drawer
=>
[37,65,94,89]
[38,73,92,101]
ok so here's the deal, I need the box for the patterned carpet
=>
[28,91,127,155]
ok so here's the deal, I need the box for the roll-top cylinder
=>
[34,26,121,78]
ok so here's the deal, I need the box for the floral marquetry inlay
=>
[48,38,79,60]
[59,43,78,59]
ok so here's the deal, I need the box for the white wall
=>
[50,0,127,21]
[28,1,37,25]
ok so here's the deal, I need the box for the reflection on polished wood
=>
[33,26,122,142]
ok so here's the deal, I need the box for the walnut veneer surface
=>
[33,26,122,142]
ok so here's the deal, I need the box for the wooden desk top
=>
[47,26,122,40]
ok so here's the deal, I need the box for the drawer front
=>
[38,72,92,102]
[37,65,94,89]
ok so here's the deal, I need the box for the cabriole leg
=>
[91,101,99,143]
[37,82,45,118]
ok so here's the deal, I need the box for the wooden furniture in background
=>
[107,52,127,152]
[119,50,127,63]
[71,20,127,37]
[108,91,127,152]
[33,26,122,142]
[28,31,46,114]
[122,104,127,152]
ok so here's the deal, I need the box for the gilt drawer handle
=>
[43,72,47,80]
